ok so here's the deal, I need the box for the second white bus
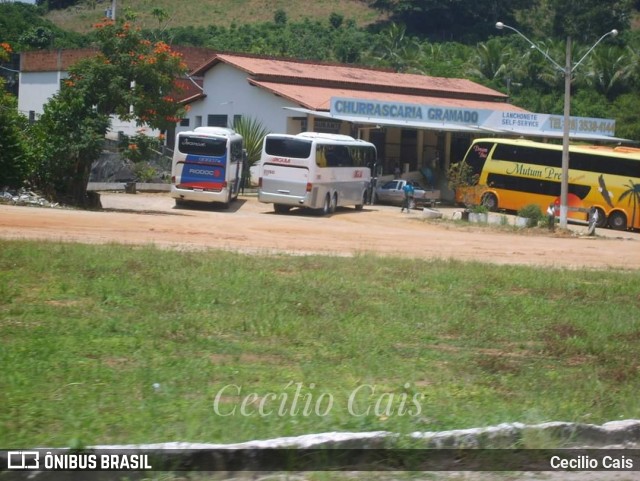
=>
[258,132,376,215]
[171,127,244,208]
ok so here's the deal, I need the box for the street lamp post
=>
[495,22,618,229]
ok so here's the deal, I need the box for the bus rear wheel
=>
[608,211,628,230]
[273,204,291,214]
[481,193,498,212]
[320,194,332,216]
[355,191,366,210]
[330,193,338,214]
[220,190,232,209]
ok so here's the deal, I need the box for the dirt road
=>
[0,192,638,269]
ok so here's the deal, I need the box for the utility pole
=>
[106,0,116,20]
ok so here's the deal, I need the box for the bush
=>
[470,204,489,214]
[517,204,544,227]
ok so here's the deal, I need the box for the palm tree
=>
[232,116,270,191]
[364,23,425,73]
[619,179,640,228]
[582,46,631,99]
[465,39,511,84]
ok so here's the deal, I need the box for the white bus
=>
[171,127,244,208]
[258,132,376,215]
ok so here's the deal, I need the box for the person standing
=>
[401,182,414,213]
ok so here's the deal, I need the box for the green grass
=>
[2,239,640,448]
[46,0,385,34]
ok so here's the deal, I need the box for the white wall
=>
[177,63,302,137]
[18,71,65,116]
[18,70,158,139]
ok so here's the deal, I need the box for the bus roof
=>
[296,132,357,142]
[186,127,240,138]
[266,132,374,146]
[473,137,640,160]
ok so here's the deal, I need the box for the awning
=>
[284,107,634,143]
[284,107,484,133]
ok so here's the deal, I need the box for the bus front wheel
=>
[594,207,607,228]
[481,193,498,212]
[608,211,628,230]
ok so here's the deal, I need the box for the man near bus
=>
[401,182,415,213]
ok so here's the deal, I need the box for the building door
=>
[400,129,417,172]
[369,130,386,175]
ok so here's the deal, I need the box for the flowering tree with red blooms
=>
[0,42,32,188]
[34,17,188,206]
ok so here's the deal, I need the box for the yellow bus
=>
[456,138,640,230]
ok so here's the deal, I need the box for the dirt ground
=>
[0,191,638,269]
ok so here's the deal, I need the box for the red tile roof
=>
[250,80,529,112]
[193,53,509,101]
[20,46,215,73]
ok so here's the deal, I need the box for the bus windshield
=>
[264,137,312,159]
[178,136,227,157]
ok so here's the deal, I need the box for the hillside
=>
[45,0,386,34]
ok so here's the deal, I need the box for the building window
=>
[195,116,202,128]
[233,114,242,128]
[207,114,228,127]
[180,118,190,127]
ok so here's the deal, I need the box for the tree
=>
[19,26,55,49]
[581,46,632,99]
[548,0,631,42]
[364,23,425,72]
[33,17,188,206]
[0,2,87,50]
[35,0,80,10]
[612,93,640,140]
[329,12,344,30]
[465,39,510,85]
[0,42,32,188]
[370,0,530,43]
[274,9,287,26]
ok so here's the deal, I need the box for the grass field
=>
[2,239,640,448]
[46,0,385,34]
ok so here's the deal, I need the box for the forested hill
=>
[5,0,638,45]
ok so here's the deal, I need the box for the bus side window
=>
[325,146,338,167]
[316,146,327,167]
[330,146,351,167]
